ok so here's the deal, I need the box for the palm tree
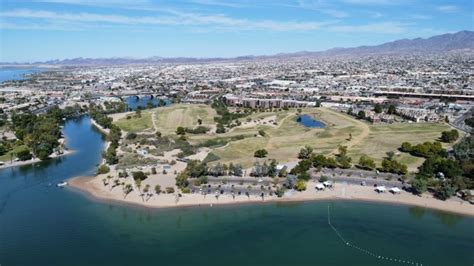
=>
[107,175,113,187]
[135,179,144,201]
[143,184,151,201]
[112,179,120,191]
[123,184,132,199]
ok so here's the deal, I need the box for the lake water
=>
[0,67,44,83]
[0,116,473,266]
[125,96,171,110]
[297,114,326,128]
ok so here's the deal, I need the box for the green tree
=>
[336,145,352,169]
[357,110,366,120]
[96,164,110,175]
[374,104,383,114]
[358,155,376,170]
[387,105,397,115]
[254,149,268,158]
[400,142,413,152]
[312,154,329,168]
[298,145,313,160]
[411,178,427,195]
[135,108,142,118]
[175,172,189,189]
[435,182,456,200]
[16,147,32,161]
[0,144,6,156]
[176,126,186,135]
[132,171,148,181]
[440,129,459,143]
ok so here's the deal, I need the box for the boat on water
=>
[57,181,68,187]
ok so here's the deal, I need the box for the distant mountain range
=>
[3,30,473,66]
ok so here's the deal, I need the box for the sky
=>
[0,0,473,62]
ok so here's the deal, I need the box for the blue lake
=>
[0,116,473,266]
[0,67,44,83]
[297,114,326,128]
[125,96,172,110]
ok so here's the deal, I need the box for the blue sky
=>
[0,0,472,62]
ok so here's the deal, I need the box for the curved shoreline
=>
[69,175,474,216]
[0,149,74,170]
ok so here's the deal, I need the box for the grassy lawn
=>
[115,112,153,133]
[212,108,365,167]
[153,104,217,135]
[0,144,28,162]
[348,122,452,171]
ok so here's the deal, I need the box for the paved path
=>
[151,111,158,133]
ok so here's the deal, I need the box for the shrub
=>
[125,132,137,140]
[166,187,175,194]
[275,186,285,197]
[96,164,110,175]
[185,126,210,134]
[298,172,311,181]
[440,130,459,143]
[154,185,161,194]
[132,171,148,181]
[254,149,268,158]
[176,127,186,135]
[16,147,32,161]
[295,180,306,191]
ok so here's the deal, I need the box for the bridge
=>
[373,91,474,101]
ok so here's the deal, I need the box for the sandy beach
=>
[69,175,474,216]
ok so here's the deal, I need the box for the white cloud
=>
[437,5,458,12]
[293,0,349,18]
[0,9,336,31]
[328,22,408,34]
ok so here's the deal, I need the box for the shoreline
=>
[90,118,110,135]
[0,149,74,170]
[69,175,474,216]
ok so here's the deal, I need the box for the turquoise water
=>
[297,114,326,128]
[0,116,473,266]
[126,96,171,110]
[0,67,44,83]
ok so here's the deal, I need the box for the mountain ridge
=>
[2,30,473,66]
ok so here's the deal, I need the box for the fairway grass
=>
[348,122,451,171]
[115,112,153,133]
[113,105,453,171]
[154,104,217,135]
[212,108,367,167]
